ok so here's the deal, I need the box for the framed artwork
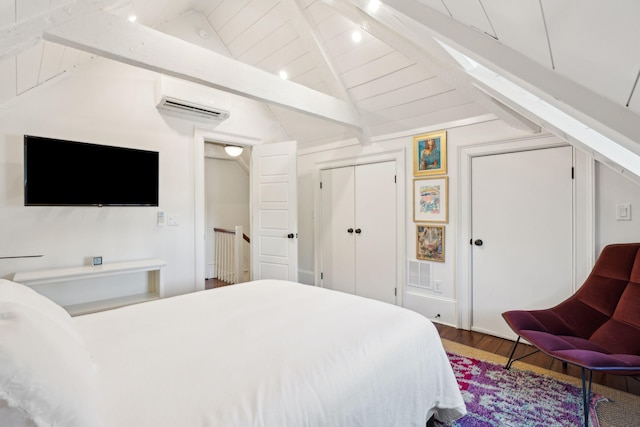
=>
[413,130,447,176]
[416,224,445,262]
[413,176,448,223]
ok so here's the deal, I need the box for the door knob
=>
[347,228,354,233]
[287,233,295,239]
[474,239,483,246]
[355,228,362,234]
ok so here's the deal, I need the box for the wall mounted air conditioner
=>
[155,77,230,122]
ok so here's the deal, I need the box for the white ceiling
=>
[0,0,639,157]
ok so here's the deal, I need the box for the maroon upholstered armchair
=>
[502,243,640,427]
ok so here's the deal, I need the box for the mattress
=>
[74,280,466,426]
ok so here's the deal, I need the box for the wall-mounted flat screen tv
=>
[24,135,159,206]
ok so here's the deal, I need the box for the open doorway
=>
[203,142,250,287]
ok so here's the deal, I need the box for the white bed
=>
[0,278,465,426]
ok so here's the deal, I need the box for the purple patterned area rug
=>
[437,352,606,427]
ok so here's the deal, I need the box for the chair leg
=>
[581,368,593,427]
[505,336,521,369]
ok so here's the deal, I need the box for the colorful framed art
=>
[416,224,445,262]
[413,130,447,176]
[413,176,448,223]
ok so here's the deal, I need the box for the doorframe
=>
[312,148,406,306]
[456,134,595,329]
[193,127,260,291]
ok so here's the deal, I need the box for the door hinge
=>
[394,175,397,183]
[394,287,397,296]
[571,167,574,179]
[321,272,323,279]
[320,181,323,189]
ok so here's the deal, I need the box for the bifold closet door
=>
[321,167,356,294]
[353,162,396,304]
[321,161,396,304]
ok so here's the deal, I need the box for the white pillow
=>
[0,300,103,427]
[0,279,81,343]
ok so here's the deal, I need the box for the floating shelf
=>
[13,259,166,316]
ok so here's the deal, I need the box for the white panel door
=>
[251,141,298,281]
[321,167,356,294]
[471,146,573,339]
[354,162,397,304]
[321,161,396,304]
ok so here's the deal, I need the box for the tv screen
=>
[24,135,159,206]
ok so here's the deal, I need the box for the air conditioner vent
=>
[157,96,230,121]
[155,77,231,122]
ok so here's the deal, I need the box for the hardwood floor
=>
[205,278,233,290]
[435,323,640,396]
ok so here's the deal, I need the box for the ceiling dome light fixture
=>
[351,30,362,43]
[224,145,244,157]
[128,14,137,22]
[279,70,288,80]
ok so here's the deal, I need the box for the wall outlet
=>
[168,215,179,226]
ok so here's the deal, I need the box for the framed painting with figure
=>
[414,177,448,223]
[416,224,445,262]
[413,130,447,176]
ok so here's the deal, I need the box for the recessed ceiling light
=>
[128,15,137,23]
[367,0,381,13]
[351,30,362,43]
[279,70,288,80]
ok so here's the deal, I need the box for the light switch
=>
[157,211,166,226]
[616,203,631,221]
[168,215,179,226]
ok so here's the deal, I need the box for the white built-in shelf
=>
[64,292,160,316]
[13,259,166,316]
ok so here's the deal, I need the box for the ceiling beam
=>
[42,10,363,130]
[322,0,540,134]
[383,0,640,170]
[0,0,123,61]
[285,0,371,145]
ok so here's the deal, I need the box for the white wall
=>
[298,119,533,319]
[596,162,640,251]
[205,156,250,279]
[0,58,287,297]
[299,118,640,328]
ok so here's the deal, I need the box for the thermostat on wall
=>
[92,256,103,266]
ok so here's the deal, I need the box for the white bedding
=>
[74,280,465,426]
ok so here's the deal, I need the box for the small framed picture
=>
[414,176,448,223]
[413,130,447,176]
[416,224,445,262]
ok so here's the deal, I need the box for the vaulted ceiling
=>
[1,0,639,176]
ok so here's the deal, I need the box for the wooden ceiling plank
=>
[385,0,640,168]
[0,0,123,61]
[42,10,362,129]
[324,0,541,133]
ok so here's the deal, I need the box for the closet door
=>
[354,162,396,304]
[321,161,396,304]
[321,167,356,294]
